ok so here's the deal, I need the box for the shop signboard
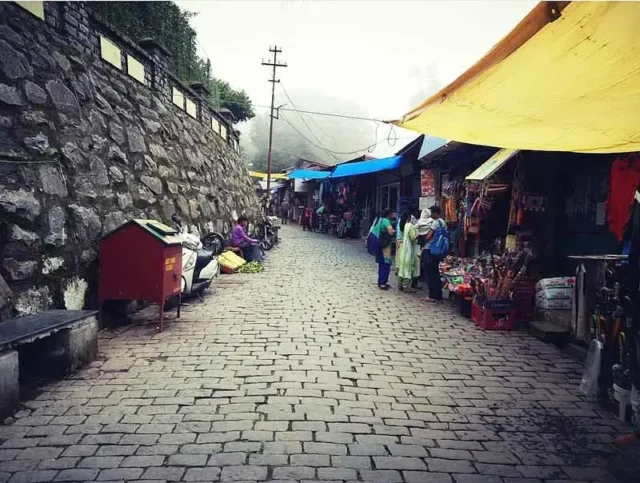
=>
[420,169,436,197]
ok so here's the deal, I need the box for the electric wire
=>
[279,84,340,162]
[280,116,415,157]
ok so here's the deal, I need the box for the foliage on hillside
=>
[88,1,254,122]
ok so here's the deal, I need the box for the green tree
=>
[87,1,254,122]
[211,79,255,123]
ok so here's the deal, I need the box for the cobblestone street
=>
[1,226,639,483]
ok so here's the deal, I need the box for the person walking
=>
[280,199,290,225]
[374,208,395,290]
[424,206,447,301]
[397,212,420,292]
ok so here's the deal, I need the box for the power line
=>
[216,96,386,123]
[280,84,340,162]
[280,116,415,156]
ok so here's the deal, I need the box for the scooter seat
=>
[195,249,214,271]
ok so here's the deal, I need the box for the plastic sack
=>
[218,250,246,273]
[536,277,575,292]
[580,339,603,396]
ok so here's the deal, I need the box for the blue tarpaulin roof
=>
[287,169,331,180]
[330,156,403,178]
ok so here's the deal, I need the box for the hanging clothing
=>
[607,154,640,242]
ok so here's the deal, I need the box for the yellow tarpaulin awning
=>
[466,149,520,182]
[394,2,640,154]
[249,171,287,180]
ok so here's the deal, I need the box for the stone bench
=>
[0,310,98,418]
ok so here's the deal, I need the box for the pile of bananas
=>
[238,261,264,274]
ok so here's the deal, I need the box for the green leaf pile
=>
[238,261,264,274]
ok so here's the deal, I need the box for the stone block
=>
[60,316,98,373]
[0,350,19,418]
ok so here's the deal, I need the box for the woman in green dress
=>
[375,208,395,290]
[397,212,420,292]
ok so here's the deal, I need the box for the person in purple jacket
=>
[231,216,262,262]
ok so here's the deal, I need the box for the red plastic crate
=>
[472,300,517,330]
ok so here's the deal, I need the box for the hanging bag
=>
[366,217,380,256]
[429,220,449,257]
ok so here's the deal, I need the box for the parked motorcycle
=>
[258,216,279,251]
[169,214,222,302]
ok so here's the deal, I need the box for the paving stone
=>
[387,444,428,457]
[290,454,330,466]
[121,455,164,467]
[7,470,58,483]
[224,442,261,453]
[348,443,388,456]
[404,472,454,483]
[475,463,521,477]
[249,454,288,465]
[374,456,426,470]
[97,468,144,480]
[332,455,372,469]
[358,469,403,482]
[427,458,477,474]
[318,467,357,480]
[303,442,347,455]
[78,456,123,469]
[453,475,504,483]
[219,465,267,481]
[207,452,246,466]
[315,432,354,443]
[275,431,313,442]
[141,466,185,480]
[167,454,208,466]
[54,468,99,481]
[263,442,302,454]
[183,467,222,481]
[272,466,315,479]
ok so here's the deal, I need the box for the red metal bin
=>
[99,219,182,332]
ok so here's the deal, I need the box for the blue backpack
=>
[430,220,449,257]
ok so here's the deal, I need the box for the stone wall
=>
[0,2,260,318]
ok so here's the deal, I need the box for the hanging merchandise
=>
[580,339,604,397]
[607,153,640,241]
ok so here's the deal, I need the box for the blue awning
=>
[330,156,403,178]
[287,169,330,180]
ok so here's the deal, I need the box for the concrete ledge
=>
[61,315,98,374]
[0,350,19,419]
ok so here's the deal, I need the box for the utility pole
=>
[261,46,287,195]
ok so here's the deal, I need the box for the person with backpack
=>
[424,205,448,302]
[367,208,396,290]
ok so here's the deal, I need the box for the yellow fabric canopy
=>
[466,149,520,181]
[249,171,287,180]
[395,2,640,154]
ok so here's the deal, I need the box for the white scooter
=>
[171,214,220,297]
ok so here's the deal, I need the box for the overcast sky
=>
[179,0,536,158]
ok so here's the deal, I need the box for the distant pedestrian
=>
[280,199,290,225]
[301,206,312,231]
[373,208,395,290]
